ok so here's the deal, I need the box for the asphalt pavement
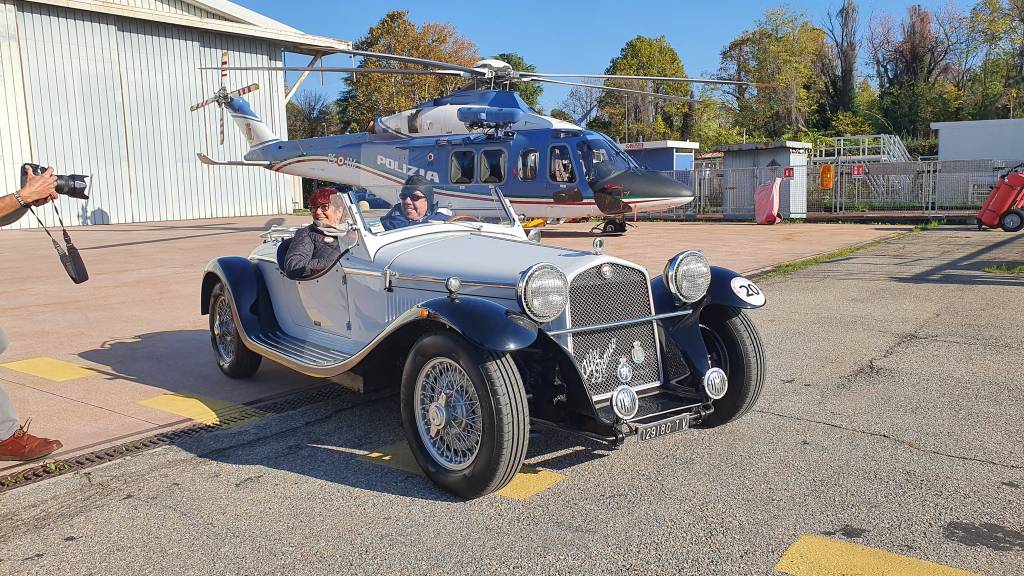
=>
[1,226,1022,575]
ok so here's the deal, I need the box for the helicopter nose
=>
[595,170,694,200]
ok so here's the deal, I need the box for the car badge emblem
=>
[631,341,645,364]
[599,263,614,279]
[616,357,633,383]
[581,338,617,385]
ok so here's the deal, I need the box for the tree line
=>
[287,3,1024,155]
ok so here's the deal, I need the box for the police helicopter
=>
[192,49,758,233]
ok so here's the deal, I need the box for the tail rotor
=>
[190,50,260,146]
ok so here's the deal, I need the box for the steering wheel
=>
[448,214,481,223]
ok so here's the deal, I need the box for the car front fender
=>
[651,266,765,314]
[418,295,538,352]
[201,257,268,336]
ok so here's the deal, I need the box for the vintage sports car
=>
[201,186,766,498]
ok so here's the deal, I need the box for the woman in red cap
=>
[283,187,346,279]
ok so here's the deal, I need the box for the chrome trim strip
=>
[591,381,661,403]
[344,268,381,278]
[393,273,515,290]
[544,310,691,336]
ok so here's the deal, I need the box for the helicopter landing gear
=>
[594,218,628,235]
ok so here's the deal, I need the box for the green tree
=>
[718,7,828,139]
[587,36,693,142]
[493,52,543,109]
[548,108,573,122]
[287,90,339,139]
[337,10,478,133]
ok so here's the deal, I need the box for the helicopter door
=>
[548,144,583,206]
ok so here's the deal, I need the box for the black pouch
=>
[28,203,89,284]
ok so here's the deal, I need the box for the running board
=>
[249,331,353,367]
[197,153,271,167]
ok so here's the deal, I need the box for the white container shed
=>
[930,118,1024,162]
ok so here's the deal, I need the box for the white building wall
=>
[1,0,291,229]
[933,118,1024,161]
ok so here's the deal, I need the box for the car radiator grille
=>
[567,264,661,398]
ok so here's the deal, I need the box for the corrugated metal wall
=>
[0,0,291,229]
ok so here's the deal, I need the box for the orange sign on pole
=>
[819,164,834,190]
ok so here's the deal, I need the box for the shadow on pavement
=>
[895,232,1024,287]
[78,331,610,502]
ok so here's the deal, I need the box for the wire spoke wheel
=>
[414,358,483,471]
[213,296,236,364]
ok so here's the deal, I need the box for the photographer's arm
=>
[0,166,58,220]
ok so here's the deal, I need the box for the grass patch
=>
[292,208,310,216]
[910,219,942,233]
[982,263,1024,275]
[758,234,903,280]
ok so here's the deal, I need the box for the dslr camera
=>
[17,162,90,284]
[21,162,89,199]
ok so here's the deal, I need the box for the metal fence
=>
[648,159,1022,220]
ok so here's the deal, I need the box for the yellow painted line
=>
[775,535,981,576]
[137,394,267,429]
[1,357,97,382]
[360,441,564,499]
[495,467,563,500]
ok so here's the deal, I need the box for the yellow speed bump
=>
[1,357,97,382]
[137,393,267,428]
[361,441,564,499]
[775,534,980,576]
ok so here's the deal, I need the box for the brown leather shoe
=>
[0,419,62,462]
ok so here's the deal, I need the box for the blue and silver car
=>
[200,185,767,499]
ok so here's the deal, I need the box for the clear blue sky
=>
[235,0,971,112]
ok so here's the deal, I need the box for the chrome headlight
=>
[517,263,568,323]
[664,250,711,303]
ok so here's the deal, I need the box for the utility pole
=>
[624,93,629,143]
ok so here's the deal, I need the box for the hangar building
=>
[1,0,347,230]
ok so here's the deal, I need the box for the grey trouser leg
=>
[0,329,20,441]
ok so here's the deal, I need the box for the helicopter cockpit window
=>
[578,138,630,183]
[518,149,538,181]
[450,150,475,184]
[549,145,575,183]
[480,149,506,184]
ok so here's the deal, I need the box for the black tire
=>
[698,305,765,427]
[1000,209,1024,233]
[602,221,617,234]
[616,220,628,233]
[400,332,528,499]
[208,282,262,378]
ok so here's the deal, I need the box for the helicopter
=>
[192,49,758,234]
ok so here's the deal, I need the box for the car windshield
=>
[335,184,516,235]
[577,137,635,183]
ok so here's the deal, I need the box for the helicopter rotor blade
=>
[204,66,470,77]
[527,77,698,103]
[521,72,772,87]
[189,96,217,112]
[219,106,225,146]
[228,83,260,98]
[338,48,485,76]
[220,50,229,88]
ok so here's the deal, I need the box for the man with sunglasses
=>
[283,187,346,280]
[380,175,450,231]
[0,166,64,461]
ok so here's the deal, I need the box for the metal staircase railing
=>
[813,134,912,163]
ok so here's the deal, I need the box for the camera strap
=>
[27,203,89,284]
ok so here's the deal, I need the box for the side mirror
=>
[527,228,542,243]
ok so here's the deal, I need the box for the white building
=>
[930,118,1024,162]
[1,0,348,229]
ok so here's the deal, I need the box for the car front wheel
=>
[208,282,262,378]
[401,332,528,499]
[698,305,765,427]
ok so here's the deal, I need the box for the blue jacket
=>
[380,205,450,230]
